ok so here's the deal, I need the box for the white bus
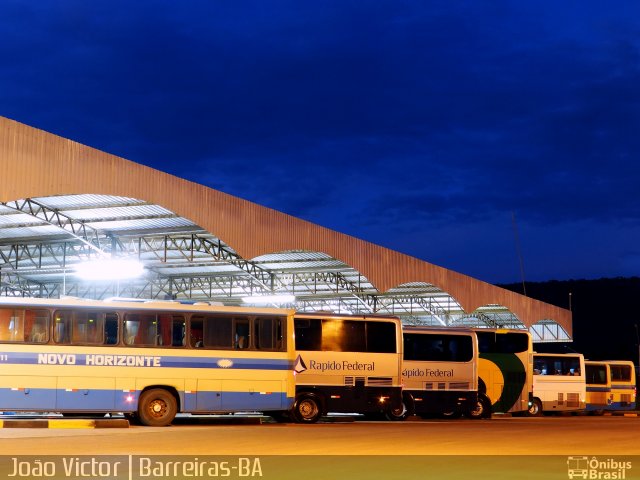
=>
[388,326,479,420]
[292,312,403,423]
[0,297,296,426]
[529,353,586,415]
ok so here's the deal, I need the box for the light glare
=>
[241,294,295,304]
[74,258,144,281]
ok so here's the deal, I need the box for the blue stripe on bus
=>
[586,386,610,392]
[0,387,294,412]
[0,352,292,370]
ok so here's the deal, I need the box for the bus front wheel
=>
[292,394,322,423]
[137,389,177,426]
[528,398,543,417]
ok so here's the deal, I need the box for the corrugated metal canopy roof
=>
[0,193,570,342]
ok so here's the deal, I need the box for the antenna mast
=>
[511,211,527,296]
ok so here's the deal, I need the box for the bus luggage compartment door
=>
[2,376,56,411]
[56,377,116,411]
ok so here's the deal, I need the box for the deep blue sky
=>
[1,1,639,284]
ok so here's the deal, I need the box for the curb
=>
[0,419,130,429]
[172,416,264,426]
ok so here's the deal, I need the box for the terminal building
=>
[0,116,571,342]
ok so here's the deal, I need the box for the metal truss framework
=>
[0,196,570,342]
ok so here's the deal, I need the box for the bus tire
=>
[528,398,543,417]
[466,394,491,419]
[291,393,322,423]
[385,400,408,421]
[137,388,177,427]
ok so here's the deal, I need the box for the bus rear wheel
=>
[292,394,322,423]
[385,401,408,421]
[137,389,177,426]
[466,394,491,419]
[528,398,543,417]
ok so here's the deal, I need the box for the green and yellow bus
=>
[474,328,533,417]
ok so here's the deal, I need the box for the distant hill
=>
[498,277,640,364]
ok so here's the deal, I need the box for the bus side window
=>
[104,313,119,345]
[294,319,321,351]
[124,314,161,346]
[255,317,276,350]
[254,317,285,351]
[0,308,17,342]
[24,309,48,343]
[235,319,250,349]
[53,311,71,344]
[190,316,204,348]
[171,316,185,347]
[124,315,142,345]
[203,316,233,349]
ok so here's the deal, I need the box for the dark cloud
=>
[1,0,638,282]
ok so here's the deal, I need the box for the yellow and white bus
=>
[605,360,636,411]
[529,353,586,415]
[585,360,611,415]
[585,360,636,414]
[475,328,533,417]
[389,326,479,420]
[0,297,296,426]
[292,312,403,423]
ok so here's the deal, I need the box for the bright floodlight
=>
[242,294,295,304]
[74,258,145,281]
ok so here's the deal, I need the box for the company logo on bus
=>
[294,355,307,374]
[217,359,234,368]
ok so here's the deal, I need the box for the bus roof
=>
[402,325,476,335]
[0,296,294,316]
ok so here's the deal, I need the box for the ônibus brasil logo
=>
[567,456,632,479]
